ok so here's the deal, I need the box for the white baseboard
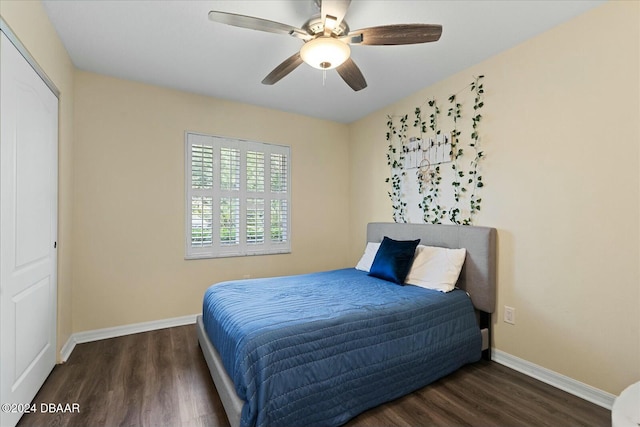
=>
[492,348,616,410]
[59,335,76,363]
[59,313,198,363]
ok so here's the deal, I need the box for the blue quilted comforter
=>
[202,268,481,427]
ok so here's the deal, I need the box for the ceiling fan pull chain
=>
[323,70,327,87]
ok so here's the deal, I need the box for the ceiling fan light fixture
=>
[300,37,350,70]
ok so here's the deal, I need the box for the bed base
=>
[197,315,243,427]
[480,311,492,361]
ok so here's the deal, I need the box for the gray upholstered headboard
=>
[367,222,497,314]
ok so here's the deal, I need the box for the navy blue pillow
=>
[368,236,420,284]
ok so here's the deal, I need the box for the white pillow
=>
[355,242,381,272]
[405,245,466,292]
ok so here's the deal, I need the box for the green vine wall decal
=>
[385,114,408,223]
[447,92,463,224]
[416,100,445,223]
[467,75,485,223]
[385,75,486,225]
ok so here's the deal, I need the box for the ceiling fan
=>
[208,0,442,91]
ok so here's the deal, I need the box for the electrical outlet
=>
[504,306,516,325]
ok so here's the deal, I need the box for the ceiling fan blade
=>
[336,58,367,91]
[262,52,304,85]
[347,24,442,45]
[208,11,311,40]
[320,0,351,35]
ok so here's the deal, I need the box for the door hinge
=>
[54,241,57,249]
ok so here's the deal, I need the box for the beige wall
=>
[348,1,640,395]
[0,0,75,361]
[72,72,350,331]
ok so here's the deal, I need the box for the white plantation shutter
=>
[185,132,291,258]
[270,199,288,242]
[270,152,289,243]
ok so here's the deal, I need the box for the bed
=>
[197,222,497,427]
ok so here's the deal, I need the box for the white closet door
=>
[0,31,58,427]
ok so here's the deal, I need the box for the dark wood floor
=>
[17,325,610,427]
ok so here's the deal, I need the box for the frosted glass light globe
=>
[300,37,351,70]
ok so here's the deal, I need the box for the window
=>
[185,132,291,258]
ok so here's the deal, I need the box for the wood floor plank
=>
[17,325,610,427]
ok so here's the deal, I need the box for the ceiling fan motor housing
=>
[303,16,350,36]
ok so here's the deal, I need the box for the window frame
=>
[185,132,291,259]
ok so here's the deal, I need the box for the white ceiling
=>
[42,0,604,123]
